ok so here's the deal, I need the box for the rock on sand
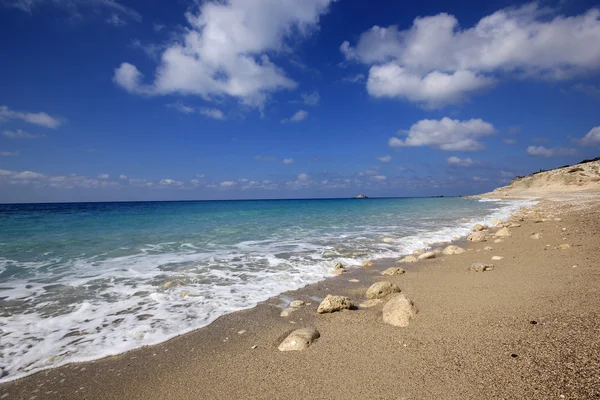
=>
[362,261,374,268]
[467,232,487,242]
[278,327,320,351]
[366,282,401,299]
[495,227,512,237]
[382,294,418,327]
[399,255,418,263]
[472,224,487,232]
[470,263,494,272]
[317,295,354,313]
[530,233,542,240]
[442,245,466,255]
[417,251,436,260]
[382,267,406,276]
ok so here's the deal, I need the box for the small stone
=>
[251,345,258,349]
[382,294,418,327]
[362,261,374,268]
[491,219,503,227]
[556,244,570,250]
[180,290,190,298]
[491,256,504,261]
[348,279,360,283]
[467,232,487,242]
[530,233,542,240]
[561,228,567,232]
[495,227,511,237]
[412,249,426,256]
[399,255,418,263]
[359,299,382,309]
[483,246,493,251]
[382,267,406,276]
[493,239,504,243]
[280,308,296,317]
[317,295,353,314]
[334,262,344,270]
[366,281,401,299]
[442,245,466,255]
[417,251,436,260]
[237,330,247,335]
[290,300,305,308]
[508,223,521,228]
[472,224,486,232]
[470,263,494,272]
[278,327,320,351]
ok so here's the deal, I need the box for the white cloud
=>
[297,173,309,181]
[0,151,19,156]
[503,138,517,145]
[389,117,496,151]
[153,22,165,33]
[98,173,109,179]
[576,126,600,146]
[159,178,184,187]
[119,174,128,180]
[342,73,365,83]
[0,105,62,128]
[219,181,237,188]
[447,156,476,167]
[4,0,141,19]
[367,65,494,109]
[282,158,295,164]
[300,91,320,106]
[373,175,387,181]
[106,13,125,26]
[472,176,489,182]
[281,110,308,123]
[376,155,392,163]
[199,108,225,120]
[113,0,335,108]
[342,4,600,107]
[167,102,225,120]
[1,129,46,139]
[526,146,578,157]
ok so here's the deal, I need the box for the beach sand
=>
[2,192,600,399]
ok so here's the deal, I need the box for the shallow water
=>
[0,197,533,381]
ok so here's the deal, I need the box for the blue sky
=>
[0,0,599,202]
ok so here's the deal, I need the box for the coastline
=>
[2,192,600,399]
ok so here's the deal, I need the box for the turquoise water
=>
[0,197,532,381]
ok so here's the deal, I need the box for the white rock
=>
[483,246,493,251]
[442,245,466,255]
[317,295,353,314]
[382,267,406,276]
[470,263,494,272]
[495,227,512,237]
[382,238,395,243]
[493,239,504,243]
[278,327,320,351]
[290,300,305,308]
[366,282,401,299]
[382,294,418,327]
[399,255,418,263]
[492,219,504,227]
[491,256,504,261]
[530,233,542,240]
[417,251,436,260]
[467,232,487,242]
[280,308,296,317]
[472,224,486,232]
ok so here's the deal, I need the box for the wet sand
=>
[2,193,600,399]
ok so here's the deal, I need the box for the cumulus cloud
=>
[219,181,237,188]
[0,151,19,156]
[297,173,309,181]
[372,175,387,181]
[1,129,46,139]
[281,110,308,123]
[342,4,600,107]
[376,155,392,163]
[159,178,184,187]
[0,169,121,189]
[389,117,496,151]
[0,105,62,128]
[282,158,295,164]
[576,126,600,146]
[447,156,477,167]
[113,0,335,108]
[119,175,128,180]
[293,91,320,106]
[98,173,109,179]
[526,146,578,157]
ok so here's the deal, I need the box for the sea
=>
[0,197,534,382]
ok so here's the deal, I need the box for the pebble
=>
[237,330,247,335]
[491,256,504,260]
[251,345,258,349]
[348,279,360,283]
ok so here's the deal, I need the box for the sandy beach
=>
[1,187,599,399]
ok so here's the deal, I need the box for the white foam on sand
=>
[0,198,535,382]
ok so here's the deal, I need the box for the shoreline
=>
[2,192,600,398]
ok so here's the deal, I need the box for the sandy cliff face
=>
[486,159,600,197]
